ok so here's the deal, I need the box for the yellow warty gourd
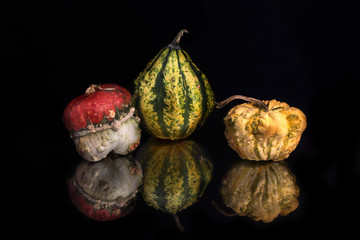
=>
[217,96,307,161]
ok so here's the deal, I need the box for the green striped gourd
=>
[133,29,215,140]
[220,160,299,223]
[137,138,213,215]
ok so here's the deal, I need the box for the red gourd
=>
[63,84,141,161]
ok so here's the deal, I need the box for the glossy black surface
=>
[5,0,359,238]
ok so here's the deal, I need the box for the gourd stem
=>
[172,29,189,45]
[173,214,185,231]
[216,95,268,111]
[211,200,238,217]
[168,29,189,49]
[85,84,116,94]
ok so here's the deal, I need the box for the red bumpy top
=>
[63,83,132,137]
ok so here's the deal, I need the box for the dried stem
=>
[216,95,268,111]
[173,214,185,231]
[211,200,238,217]
[85,84,116,94]
[168,29,189,49]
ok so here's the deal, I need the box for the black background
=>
[3,0,360,238]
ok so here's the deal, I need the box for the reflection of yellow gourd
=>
[217,96,307,161]
[220,160,299,223]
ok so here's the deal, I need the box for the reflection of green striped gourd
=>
[137,138,213,214]
[133,29,215,140]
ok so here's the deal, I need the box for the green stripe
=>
[134,48,167,136]
[248,112,262,159]
[267,137,273,160]
[154,156,171,211]
[249,165,262,196]
[181,50,208,127]
[263,166,270,201]
[268,163,280,184]
[176,50,191,138]
[150,49,172,138]
[191,145,207,196]
[177,149,190,212]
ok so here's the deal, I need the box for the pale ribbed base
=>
[74,116,141,162]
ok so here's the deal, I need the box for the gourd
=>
[217,96,307,161]
[68,154,142,221]
[219,159,299,223]
[133,29,215,140]
[136,138,213,230]
[63,84,141,162]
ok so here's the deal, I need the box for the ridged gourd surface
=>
[139,140,213,214]
[134,47,215,140]
[220,160,299,223]
[224,100,307,161]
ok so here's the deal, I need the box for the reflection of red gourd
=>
[68,155,142,221]
[63,84,141,161]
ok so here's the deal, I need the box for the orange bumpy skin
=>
[223,99,307,161]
